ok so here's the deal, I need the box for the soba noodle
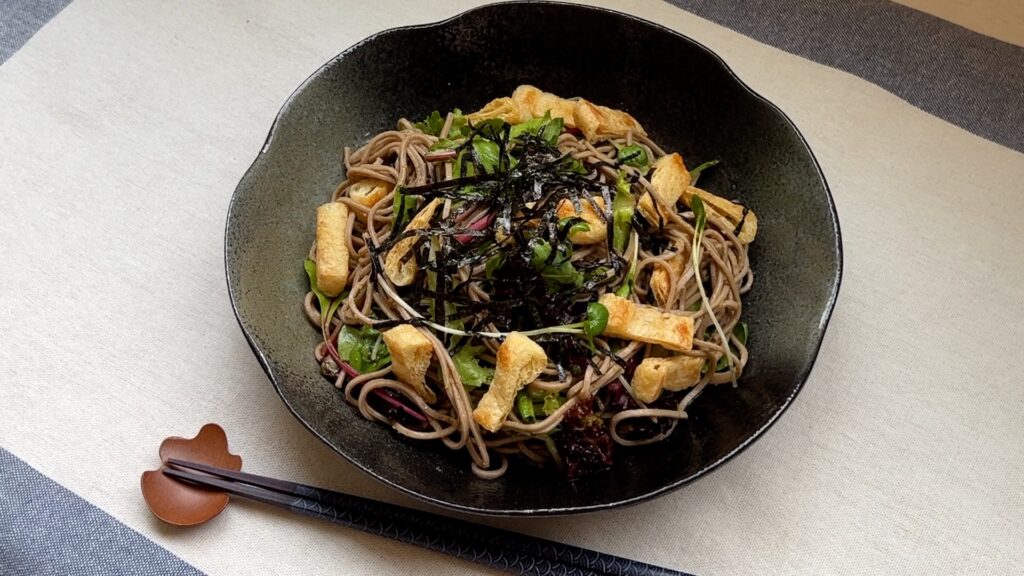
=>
[305,99,754,480]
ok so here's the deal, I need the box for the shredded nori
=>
[370,121,636,353]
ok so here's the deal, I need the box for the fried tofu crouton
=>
[631,355,704,403]
[315,202,350,297]
[472,333,548,433]
[466,97,529,124]
[468,87,645,141]
[573,98,647,141]
[382,325,436,403]
[683,186,758,244]
[347,178,392,209]
[649,249,686,308]
[511,85,578,127]
[555,196,607,244]
[598,293,694,352]
[384,198,441,286]
[638,153,690,225]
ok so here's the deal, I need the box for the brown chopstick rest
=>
[141,423,242,526]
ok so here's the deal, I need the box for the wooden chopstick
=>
[163,459,692,576]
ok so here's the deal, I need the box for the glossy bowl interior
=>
[226,1,841,515]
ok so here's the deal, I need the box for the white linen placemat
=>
[1,0,1022,574]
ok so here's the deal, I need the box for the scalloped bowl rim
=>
[225,0,842,516]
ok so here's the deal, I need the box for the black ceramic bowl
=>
[226,1,841,515]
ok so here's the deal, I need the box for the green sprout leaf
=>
[509,111,564,145]
[715,322,749,372]
[539,115,564,145]
[484,253,505,279]
[690,194,735,384]
[304,258,344,332]
[392,185,417,230]
[452,343,494,388]
[612,171,635,254]
[471,138,501,174]
[583,302,609,338]
[413,110,445,136]
[541,393,565,416]
[692,193,707,236]
[689,159,719,186]
[516,392,536,422]
[337,325,390,373]
[617,144,649,169]
[304,258,330,321]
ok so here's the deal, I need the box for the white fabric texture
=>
[1,0,1022,574]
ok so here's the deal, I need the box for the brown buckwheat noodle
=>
[305,112,752,479]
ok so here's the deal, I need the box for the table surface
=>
[2,1,1022,575]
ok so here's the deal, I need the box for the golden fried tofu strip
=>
[384,198,441,286]
[638,153,690,225]
[598,293,694,352]
[472,333,548,433]
[631,355,704,403]
[382,325,436,404]
[555,196,607,244]
[683,186,758,244]
[649,250,686,308]
[573,98,647,141]
[347,178,393,209]
[467,86,645,141]
[466,97,528,124]
[511,85,578,127]
[315,202,350,297]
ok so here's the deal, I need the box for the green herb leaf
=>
[612,171,635,253]
[414,110,445,136]
[531,240,584,289]
[452,343,494,388]
[530,241,553,270]
[542,262,584,288]
[446,315,466,351]
[559,216,590,238]
[715,321,749,371]
[429,138,460,151]
[516,392,536,423]
[509,111,563,146]
[734,321,749,346]
[509,113,547,140]
[685,299,702,312]
[568,158,589,174]
[337,325,391,373]
[541,393,565,416]
[484,253,505,279]
[689,159,719,186]
[471,138,501,174]
[392,185,417,230]
[583,302,609,337]
[303,259,331,320]
[691,194,707,236]
[540,115,564,145]
[304,258,344,330]
[450,109,471,137]
[617,144,649,169]
[324,298,344,330]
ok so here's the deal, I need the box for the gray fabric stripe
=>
[665,0,1024,153]
[0,0,73,65]
[0,448,204,576]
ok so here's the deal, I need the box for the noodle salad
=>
[304,85,758,480]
